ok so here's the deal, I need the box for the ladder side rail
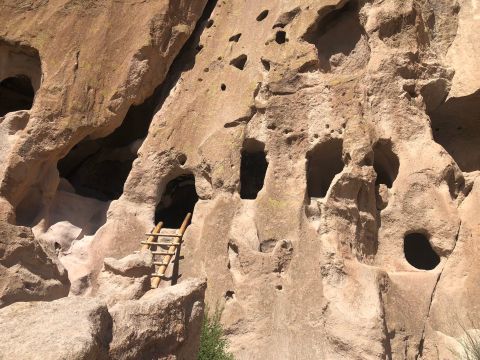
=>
[141,222,163,251]
[151,213,192,288]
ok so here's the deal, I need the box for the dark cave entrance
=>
[58,85,163,201]
[404,233,440,270]
[373,140,399,188]
[155,174,199,228]
[240,139,268,200]
[0,75,35,116]
[0,41,41,117]
[307,138,344,198]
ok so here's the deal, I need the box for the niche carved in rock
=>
[302,1,370,73]
[240,139,268,200]
[306,138,344,198]
[0,42,41,117]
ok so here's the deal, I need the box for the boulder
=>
[109,278,206,360]
[0,297,111,360]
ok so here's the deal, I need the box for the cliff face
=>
[0,0,479,359]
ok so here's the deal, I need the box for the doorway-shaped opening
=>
[307,138,344,198]
[155,174,199,228]
[404,232,440,270]
[240,139,268,199]
[373,140,399,188]
[0,76,35,116]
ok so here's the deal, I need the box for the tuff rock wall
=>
[0,0,479,359]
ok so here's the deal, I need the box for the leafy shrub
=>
[198,305,234,360]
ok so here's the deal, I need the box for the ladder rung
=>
[153,261,171,266]
[141,241,181,246]
[151,251,175,256]
[151,273,168,278]
[151,251,176,255]
[145,233,182,237]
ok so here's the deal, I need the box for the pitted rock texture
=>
[0,0,479,359]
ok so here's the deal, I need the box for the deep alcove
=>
[429,92,480,172]
[0,41,42,117]
[155,174,199,228]
[404,233,440,270]
[0,76,35,116]
[307,138,344,198]
[373,140,399,188]
[240,139,268,199]
[58,84,163,201]
[302,1,368,72]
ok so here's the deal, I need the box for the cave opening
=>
[0,76,35,116]
[307,138,344,198]
[240,139,268,200]
[373,140,399,188]
[0,41,42,116]
[429,92,480,172]
[404,232,440,270]
[155,174,198,228]
[58,84,163,201]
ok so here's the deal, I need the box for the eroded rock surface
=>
[0,0,479,359]
[0,297,112,360]
[0,221,69,308]
[0,277,206,360]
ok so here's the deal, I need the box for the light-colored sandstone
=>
[0,297,111,360]
[0,0,479,359]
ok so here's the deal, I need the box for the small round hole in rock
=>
[261,58,271,71]
[276,285,283,291]
[229,33,242,42]
[404,232,440,270]
[256,10,269,21]
[275,31,287,44]
[206,19,214,28]
[225,290,235,300]
[230,54,248,70]
[177,153,187,166]
[221,84,226,91]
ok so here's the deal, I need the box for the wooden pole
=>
[141,222,163,251]
[151,213,192,288]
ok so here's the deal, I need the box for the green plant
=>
[458,322,480,360]
[198,305,234,360]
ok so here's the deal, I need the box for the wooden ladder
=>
[139,213,192,288]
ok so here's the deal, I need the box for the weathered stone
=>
[0,297,112,360]
[94,252,153,306]
[0,222,69,308]
[109,278,206,360]
[0,0,479,359]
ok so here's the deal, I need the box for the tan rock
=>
[0,221,69,308]
[0,0,479,359]
[0,297,111,360]
[109,278,206,360]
